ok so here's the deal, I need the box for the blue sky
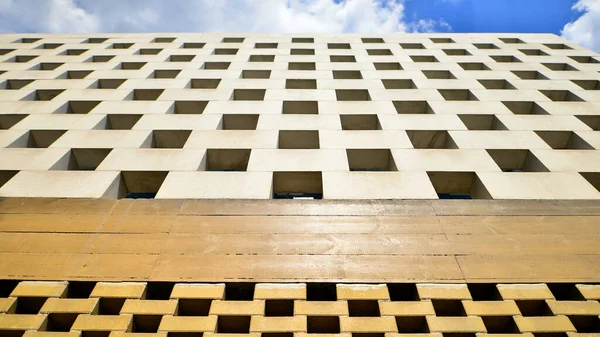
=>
[0,0,598,51]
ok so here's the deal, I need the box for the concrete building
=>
[0,33,599,335]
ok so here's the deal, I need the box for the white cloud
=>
[561,0,600,52]
[0,0,451,34]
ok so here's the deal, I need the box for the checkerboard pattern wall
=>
[0,33,599,199]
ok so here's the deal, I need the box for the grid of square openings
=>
[1,280,599,334]
[0,34,599,200]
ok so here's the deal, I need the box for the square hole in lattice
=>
[306,283,336,301]
[139,48,162,55]
[15,297,47,314]
[223,37,245,43]
[395,316,429,333]
[536,131,594,150]
[153,69,181,79]
[432,300,467,316]
[459,115,507,130]
[467,284,501,301]
[278,130,319,149]
[232,89,266,101]
[348,300,381,317]
[90,55,114,63]
[286,79,317,89]
[214,48,238,55]
[81,331,111,337]
[336,89,371,101]
[58,100,101,114]
[11,55,37,62]
[87,37,108,44]
[407,130,457,149]
[576,115,600,130]
[572,80,600,90]
[543,63,578,71]
[482,316,519,333]
[569,55,599,63]
[431,37,454,43]
[205,149,251,171]
[423,70,456,79]
[46,313,78,332]
[362,37,384,43]
[178,299,212,316]
[478,79,515,90]
[394,101,434,114]
[0,171,18,189]
[330,55,356,62]
[103,114,142,130]
[307,316,340,333]
[221,114,259,130]
[487,149,549,172]
[569,315,600,333]
[382,79,417,89]
[132,315,161,332]
[23,89,64,101]
[444,49,471,56]
[273,172,323,199]
[341,114,380,130]
[18,37,41,43]
[255,42,278,48]
[150,130,191,148]
[0,48,14,55]
[112,43,133,49]
[65,49,87,55]
[241,70,271,79]
[367,49,393,56]
[0,114,27,129]
[292,37,314,43]
[0,280,18,297]
[121,62,146,70]
[491,55,522,63]
[9,130,66,148]
[400,43,425,49]
[545,43,572,50]
[519,49,548,56]
[225,283,255,300]
[513,70,548,80]
[217,316,251,333]
[333,70,363,79]
[50,149,112,171]
[411,55,438,63]
[374,62,402,70]
[169,54,195,62]
[249,54,275,62]
[132,89,164,101]
[154,37,175,43]
[439,89,478,101]
[265,300,294,317]
[473,43,499,49]
[459,62,490,71]
[283,101,318,115]
[2,79,34,89]
[347,149,396,171]
[428,171,492,200]
[289,62,316,70]
[328,43,351,49]
[540,90,583,102]
[183,42,205,49]
[191,78,221,89]
[503,101,549,115]
[36,62,64,71]
[96,78,126,89]
[291,48,315,55]
[66,281,96,298]
[63,70,93,79]
[499,37,524,43]
[204,62,230,70]
[117,171,168,199]
[516,300,553,316]
[388,283,419,301]
[547,283,585,301]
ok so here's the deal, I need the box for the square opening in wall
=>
[3,79,34,89]
[348,300,381,316]
[90,55,114,63]
[336,89,371,101]
[96,79,126,89]
[9,130,66,148]
[132,89,164,101]
[362,37,384,43]
[232,89,266,101]
[481,316,520,333]
[580,172,600,193]
[265,299,294,317]
[222,37,245,43]
[214,48,238,55]
[487,149,549,172]
[478,79,515,90]
[278,130,319,149]
[50,148,112,171]
[282,101,318,115]
[64,70,92,79]
[111,43,133,49]
[438,89,478,101]
[428,171,492,199]
[0,114,28,129]
[27,89,65,101]
[104,114,142,130]
[139,48,162,55]
[291,48,315,55]
[0,171,18,188]
[407,130,457,149]
[306,283,336,301]
[535,131,594,150]
[286,79,317,89]
[203,62,230,70]
[153,37,175,43]
[347,149,396,171]
[432,299,467,316]
[12,55,37,63]
[572,80,600,90]
[512,70,548,80]
[36,62,63,71]
[65,49,87,55]
[431,38,454,43]
[576,115,600,130]
[153,69,181,79]
[183,42,205,49]
[241,70,271,79]
[191,78,221,89]
[249,54,275,62]
[459,62,490,71]
[400,43,425,49]
[328,43,351,49]
[490,55,522,63]
[87,37,108,43]
[225,283,255,300]
[330,55,356,62]
[205,149,251,171]
[499,37,524,43]
[374,62,402,70]
[117,171,168,199]
[411,55,438,63]
[473,43,499,49]
[543,63,578,71]
[502,101,549,115]
[382,79,417,89]
[221,114,259,130]
[458,115,507,130]
[341,114,380,130]
[174,101,208,114]
[292,37,314,43]
[121,62,146,70]
[333,70,363,79]
[544,43,572,50]
[255,42,278,48]
[289,62,316,70]
[519,48,548,56]
[395,316,429,333]
[423,70,456,79]
[540,90,583,102]
[444,49,471,56]
[19,37,41,43]
[393,101,434,114]
[273,172,323,199]
[61,101,101,114]
[217,316,251,333]
[367,49,393,55]
[307,316,339,333]
[150,130,191,148]
[569,55,599,63]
